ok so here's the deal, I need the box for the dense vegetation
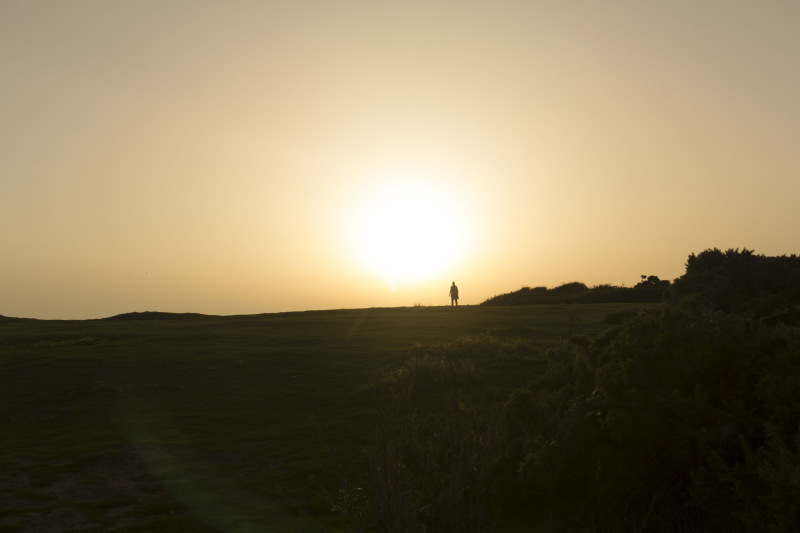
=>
[340,249,800,532]
[481,275,671,305]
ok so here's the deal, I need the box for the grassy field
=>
[0,303,650,532]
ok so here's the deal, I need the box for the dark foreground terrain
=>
[5,249,799,532]
[0,303,632,532]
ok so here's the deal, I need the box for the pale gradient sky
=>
[3,1,799,319]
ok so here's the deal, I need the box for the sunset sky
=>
[3,1,799,319]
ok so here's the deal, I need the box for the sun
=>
[351,179,467,286]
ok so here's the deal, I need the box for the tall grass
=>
[330,336,554,532]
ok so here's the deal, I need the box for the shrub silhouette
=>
[671,248,800,317]
[482,278,669,305]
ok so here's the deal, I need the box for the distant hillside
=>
[101,311,212,321]
[481,275,670,305]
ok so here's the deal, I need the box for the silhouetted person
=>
[449,281,459,306]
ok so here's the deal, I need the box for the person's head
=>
[452,281,456,285]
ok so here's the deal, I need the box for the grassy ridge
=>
[0,304,646,531]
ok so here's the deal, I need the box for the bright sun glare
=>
[352,178,467,288]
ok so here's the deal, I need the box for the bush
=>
[670,248,800,317]
[497,249,800,531]
[482,279,670,305]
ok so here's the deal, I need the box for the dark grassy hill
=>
[101,311,214,321]
[481,277,670,305]
[0,303,643,532]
